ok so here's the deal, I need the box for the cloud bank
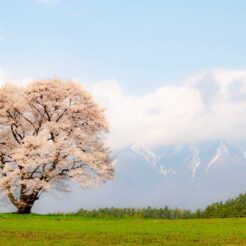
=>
[90,69,246,150]
[1,68,246,150]
[0,69,8,83]
[0,69,32,86]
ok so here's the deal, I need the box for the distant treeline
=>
[76,193,246,219]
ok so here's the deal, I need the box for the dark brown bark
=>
[17,204,33,214]
[6,186,40,214]
[16,196,38,214]
[6,187,20,208]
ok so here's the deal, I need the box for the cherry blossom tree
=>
[0,79,113,214]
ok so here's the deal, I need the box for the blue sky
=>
[1,1,246,150]
[1,0,246,94]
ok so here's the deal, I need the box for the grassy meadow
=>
[0,214,245,245]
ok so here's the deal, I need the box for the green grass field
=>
[0,214,245,245]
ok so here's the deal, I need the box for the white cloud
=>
[33,1,80,17]
[65,6,80,17]
[89,70,246,150]
[0,69,9,84]
[34,0,58,5]
[0,30,7,41]
[0,68,32,86]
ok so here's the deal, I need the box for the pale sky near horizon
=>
[1,0,246,149]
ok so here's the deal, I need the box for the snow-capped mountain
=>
[129,140,246,178]
[107,140,246,209]
[29,140,246,213]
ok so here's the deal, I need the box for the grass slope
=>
[0,214,245,245]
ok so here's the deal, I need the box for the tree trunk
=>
[17,204,33,214]
[6,186,40,214]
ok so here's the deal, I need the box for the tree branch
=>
[6,186,20,208]
[10,124,22,144]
